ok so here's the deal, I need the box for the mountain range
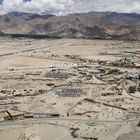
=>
[0,11,140,40]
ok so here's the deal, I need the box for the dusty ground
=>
[117,130,140,140]
[0,123,73,140]
[0,37,140,140]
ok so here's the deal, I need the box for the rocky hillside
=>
[0,11,140,40]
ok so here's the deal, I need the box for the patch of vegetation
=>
[100,69,106,74]
[137,83,140,92]
[106,69,121,75]
[137,74,140,80]
[128,86,136,93]
[4,116,13,121]
[5,33,62,39]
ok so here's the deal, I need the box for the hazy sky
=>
[0,0,140,15]
[0,0,3,4]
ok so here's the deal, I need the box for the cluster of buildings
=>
[45,72,69,79]
[108,58,137,68]
[56,87,86,97]
[0,110,60,122]
[49,63,88,70]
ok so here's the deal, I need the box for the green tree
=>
[128,86,136,93]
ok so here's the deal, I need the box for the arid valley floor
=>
[0,37,140,140]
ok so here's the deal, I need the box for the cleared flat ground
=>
[0,123,73,140]
[117,131,140,140]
